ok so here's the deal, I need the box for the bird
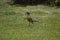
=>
[26,12,38,26]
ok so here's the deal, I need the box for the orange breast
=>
[27,16,32,22]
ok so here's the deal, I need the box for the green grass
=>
[0,0,60,40]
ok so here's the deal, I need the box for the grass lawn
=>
[0,0,60,40]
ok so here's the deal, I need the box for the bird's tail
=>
[31,20,39,24]
[30,19,39,24]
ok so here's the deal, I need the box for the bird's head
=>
[26,12,30,15]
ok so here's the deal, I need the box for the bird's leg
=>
[29,22,30,26]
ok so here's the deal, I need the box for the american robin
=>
[26,12,38,26]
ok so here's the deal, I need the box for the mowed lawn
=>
[0,0,60,40]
